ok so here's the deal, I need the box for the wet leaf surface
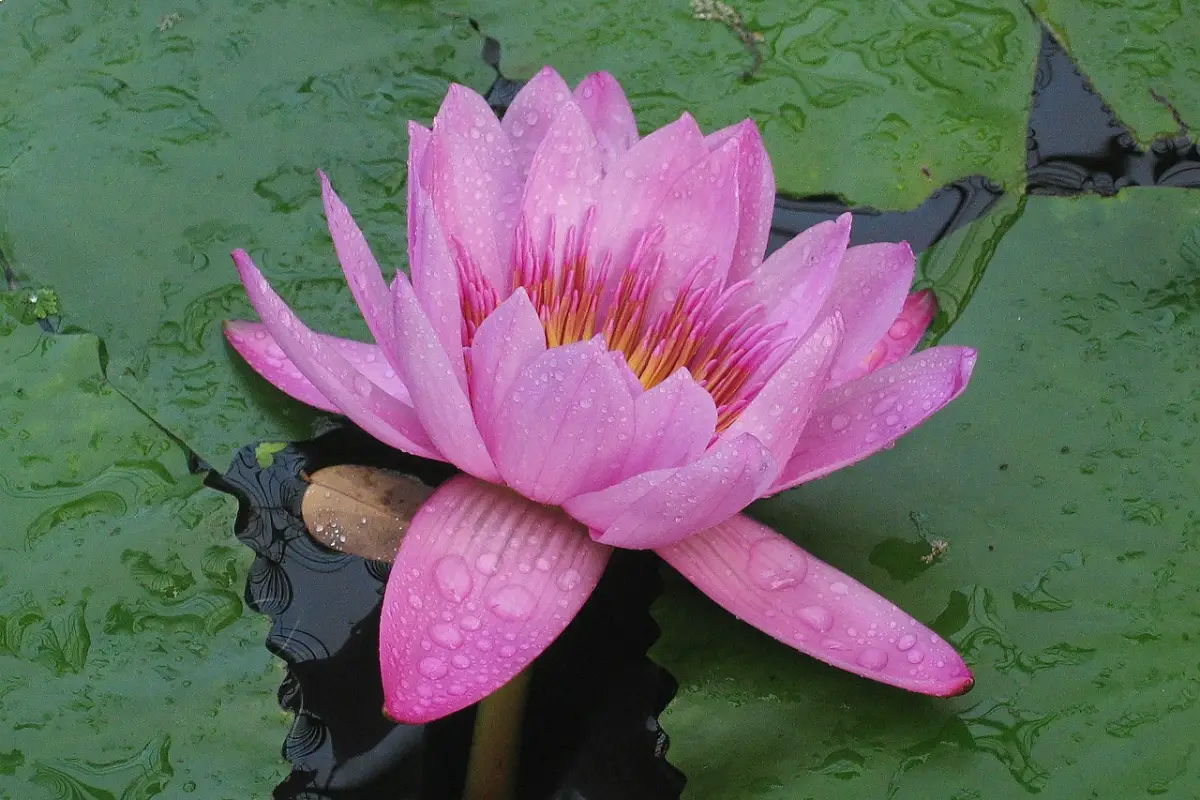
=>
[463,0,1040,208]
[651,189,1200,798]
[0,305,288,797]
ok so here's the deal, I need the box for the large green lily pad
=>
[465,0,1040,208]
[653,189,1200,797]
[1030,0,1200,144]
[0,0,492,471]
[0,308,289,797]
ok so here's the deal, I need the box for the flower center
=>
[454,210,792,431]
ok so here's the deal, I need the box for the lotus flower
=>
[225,67,976,723]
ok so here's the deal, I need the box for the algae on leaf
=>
[0,304,288,797]
[465,0,1040,208]
[653,190,1200,799]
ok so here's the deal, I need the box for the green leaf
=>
[465,0,1040,207]
[0,0,493,471]
[653,190,1200,798]
[0,322,288,796]
[1029,0,1200,143]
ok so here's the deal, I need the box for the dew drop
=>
[535,558,552,572]
[408,594,423,610]
[907,648,925,664]
[796,605,834,633]
[747,538,807,591]
[448,683,466,696]
[434,555,473,603]
[830,414,851,432]
[857,648,888,670]
[475,552,500,576]
[485,584,537,621]
[556,569,582,592]
[829,581,849,595]
[476,638,493,652]
[452,654,472,669]
[430,623,464,650]
[353,374,373,397]
[459,615,481,631]
[499,644,517,657]
[418,657,448,680]
[896,634,917,651]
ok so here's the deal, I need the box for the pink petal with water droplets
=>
[427,85,520,287]
[232,251,440,459]
[407,122,432,250]
[590,114,708,294]
[225,321,411,412]
[520,98,602,272]
[724,214,851,341]
[823,242,916,385]
[493,338,635,505]
[392,273,499,482]
[621,367,716,477]
[770,346,977,494]
[468,289,546,453]
[646,136,742,318]
[656,515,974,697]
[502,66,575,181]
[839,289,939,385]
[721,315,842,475]
[573,71,638,174]
[380,476,610,723]
[566,433,775,550]
[409,185,466,391]
[706,120,774,283]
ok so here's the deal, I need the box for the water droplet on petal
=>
[452,654,472,669]
[435,555,473,603]
[418,657,448,680]
[475,552,500,576]
[796,605,834,633]
[830,414,851,432]
[857,648,888,670]
[896,634,917,651]
[747,538,807,591]
[460,615,481,631]
[430,623,463,650]
[353,374,373,397]
[556,569,581,591]
[907,648,925,664]
[829,581,849,595]
[485,584,537,621]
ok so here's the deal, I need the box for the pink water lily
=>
[225,67,976,724]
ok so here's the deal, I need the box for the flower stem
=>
[462,668,533,800]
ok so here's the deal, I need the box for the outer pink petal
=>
[724,214,852,343]
[647,136,742,318]
[573,71,639,175]
[770,346,977,494]
[493,337,635,505]
[706,120,774,283]
[409,182,467,391]
[520,97,603,272]
[621,367,717,477]
[721,315,842,475]
[824,242,916,385]
[590,113,708,293]
[232,250,440,459]
[225,321,411,411]
[838,289,938,385]
[468,289,547,453]
[427,85,520,288]
[380,476,610,723]
[656,515,974,697]
[406,121,432,253]
[568,433,775,550]
[392,273,500,482]
[502,66,575,182]
[320,172,399,364]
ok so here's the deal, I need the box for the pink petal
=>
[646,136,742,319]
[656,515,974,697]
[380,476,610,723]
[621,367,716,477]
[502,66,575,182]
[231,250,440,460]
[520,97,603,272]
[770,346,977,494]
[406,121,432,252]
[493,337,635,505]
[590,113,708,294]
[391,272,500,482]
[721,314,842,475]
[839,289,939,384]
[320,172,398,363]
[409,180,466,391]
[706,120,774,283]
[468,289,547,453]
[427,85,521,288]
[573,71,638,175]
[823,242,916,385]
[224,320,411,412]
[565,433,775,550]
